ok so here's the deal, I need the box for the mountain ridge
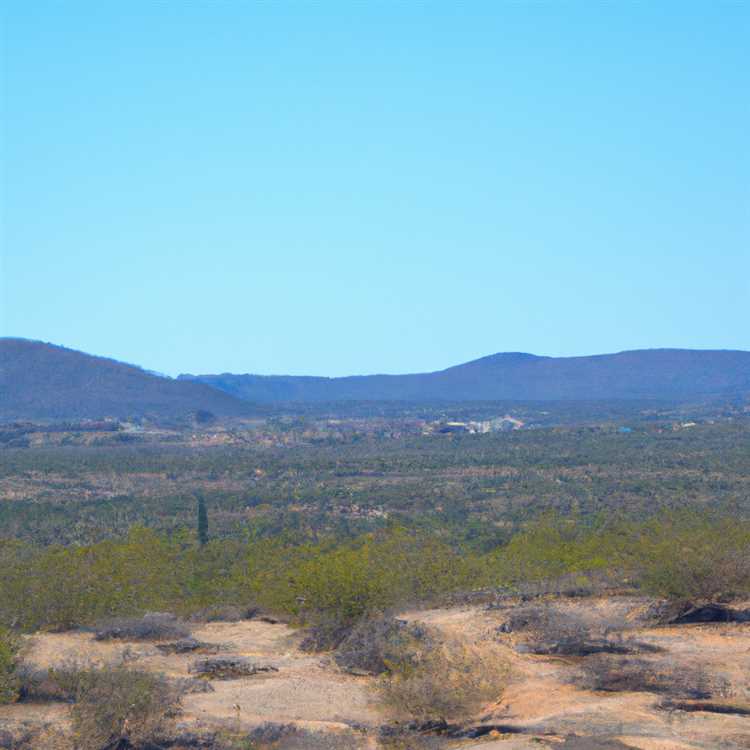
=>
[180,348,750,404]
[0,338,260,421]
[3,339,749,419]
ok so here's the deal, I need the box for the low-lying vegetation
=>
[155,636,221,655]
[70,665,177,750]
[16,657,92,703]
[3,656,179,750]
[501,603,660,657]
[334,615,430,675]
[377,631,508,723]
[658,699,750,716]
[1,509,749,641]
[576,655,727,699]
[3,418,748,548]
[0,626,19,704]
[2,418,748,748]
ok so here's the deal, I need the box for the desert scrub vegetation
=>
[250,527,485,626]
[630,511,750,601]
[0,626,20,703]
[70,664,177,750]
[487,508,750,604]
[575,655,727,700]
[500,602,660,657]
[2,510,750,635]
[4,419,748,547]
[0,525,484,633]
[377,630,509,722]
[1,656,178,749]
[333,615,431,675]
[15,657,95,703]
[189,656,278,680]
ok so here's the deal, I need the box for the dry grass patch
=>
[576,655,727,699]
[334,615,430,675]
[16,657,93,703]
[70,664,178,750]
[377,631,509,723]
[501,603,659,657]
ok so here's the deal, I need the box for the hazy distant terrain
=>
[3,339,749,422]
[182,349,750,403]
[0,338,258,421]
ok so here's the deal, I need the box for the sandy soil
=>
[3,598,750,749]
[10,619,382,731]
[401,599,750,749]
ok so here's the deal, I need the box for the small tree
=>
[197,495,209,546]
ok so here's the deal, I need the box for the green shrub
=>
[485,513,618,586]
[0,626,19,703]
[629,512,750,602]
[3,511,750,637]
[246,527,479,626]
[482,510,750,604]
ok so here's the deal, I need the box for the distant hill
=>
[181,349,750,403]
[0,339,258,421]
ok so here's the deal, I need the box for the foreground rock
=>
[189,657,279,680]
[156,637,222,655]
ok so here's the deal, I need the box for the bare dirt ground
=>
[402,598,750,749]
[2,597,749,749]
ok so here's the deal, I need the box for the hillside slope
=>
[0,339,258,421]
[181,349,750,403]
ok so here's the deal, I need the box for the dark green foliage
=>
[197,494,209,546]
[2,418,748,547]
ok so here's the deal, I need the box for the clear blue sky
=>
[2,1,748,376]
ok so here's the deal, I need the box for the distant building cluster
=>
[424,415,525,435]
